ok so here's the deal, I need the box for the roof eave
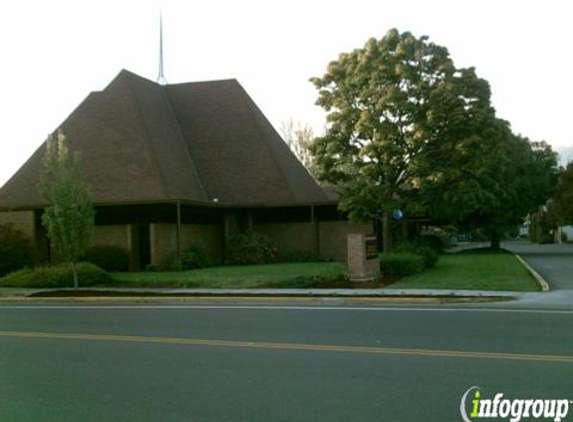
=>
[0,197,339,213]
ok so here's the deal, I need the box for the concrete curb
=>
[0,295,513,304]
[515,254,550,292]
[0,286,520,304]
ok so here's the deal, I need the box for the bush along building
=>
[0,70,371,270]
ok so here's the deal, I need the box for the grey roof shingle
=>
[0,70,331,210]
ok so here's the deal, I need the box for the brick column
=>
[347,233,379,281]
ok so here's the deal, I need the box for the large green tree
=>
[421,119,559,248]
[486,137,558,247]
[38,130,95,289]
[500,137,559,243]
[552,162,573,224]
[310,29,496,251]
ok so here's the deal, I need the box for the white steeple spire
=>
[157,12,167,85]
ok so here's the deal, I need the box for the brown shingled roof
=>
[0,70,331,210]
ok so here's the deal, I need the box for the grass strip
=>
[111,262,348,288]
[390,253,539,291]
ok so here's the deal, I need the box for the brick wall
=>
[0,211,375,266]
[151,223,223,267]
[253,220,373,261]
[0,210,46,260]
[0,211,35,238]
[319,221,373,260]
[90,225,130,249]
[151,224,178,267]
[253,222,316,256]
[180,224,223,264]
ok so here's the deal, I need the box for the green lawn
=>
[390,253,540,291]
[111,262,348,288]
[111,253,538,291]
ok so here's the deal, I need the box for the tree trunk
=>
[71,262,78,291]
[490,231,501,250]
[382,211,392,253]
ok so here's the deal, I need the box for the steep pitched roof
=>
[0,70,330,210]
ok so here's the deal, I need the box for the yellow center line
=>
[0,330,571,363]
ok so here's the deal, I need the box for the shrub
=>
[0,224,34,277]
[181,244,210,270]
[0,263,112,288]
[379,252,424,277]
[395,244,438,269]
[226,231,278,265]
[144,263,163,272]
[84,245,129,272]
[413,246,438,269]
[412,235,447,254]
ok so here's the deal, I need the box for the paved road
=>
[1,304,572,421]
[504,241,573,290]
[499,241,573,310]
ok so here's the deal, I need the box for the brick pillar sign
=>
[347,233,380,281]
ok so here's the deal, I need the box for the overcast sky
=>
[1,0,571,186]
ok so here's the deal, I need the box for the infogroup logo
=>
[460,386,571,422]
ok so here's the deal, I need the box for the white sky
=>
[1,0,572,186]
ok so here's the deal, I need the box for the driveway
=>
[503,241,573,290]
[501,241,573,310]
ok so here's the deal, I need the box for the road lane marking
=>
[1,305,573,315]
[0,330,572,363]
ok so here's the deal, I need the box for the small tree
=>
[280,119,318,178]
[38,130,95,289]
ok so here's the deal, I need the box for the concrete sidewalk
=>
[0,286,520,300]
[6,287,573,310]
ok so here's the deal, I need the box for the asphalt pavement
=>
[498,241,573,310]
[503,241,573,290]
[1,241,572,421]
[0,303,572,421]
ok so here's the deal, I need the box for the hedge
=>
[379,252,425,277]
[0,263,112,288]
[394,244,439,269]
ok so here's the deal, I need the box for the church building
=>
[0,70,371,269]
